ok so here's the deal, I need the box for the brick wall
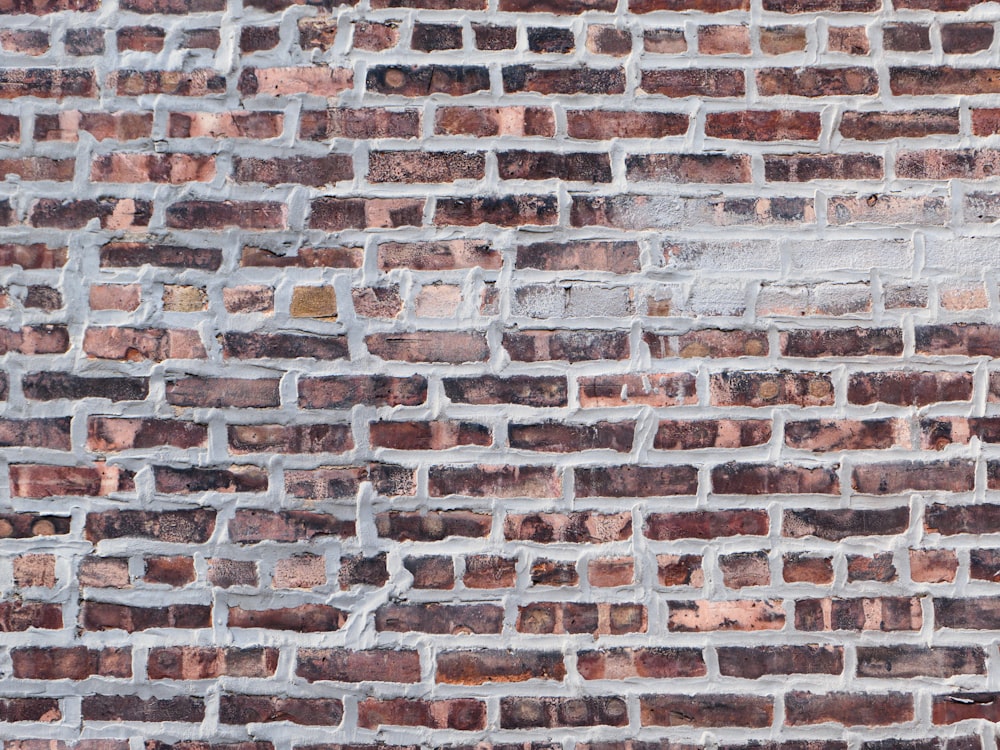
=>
[1,0,1000,746]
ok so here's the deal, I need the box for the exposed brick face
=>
[0,0,997,745]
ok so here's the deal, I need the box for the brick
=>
[222,331,347,360]
[229,604,347,632]
[841,109,959,140]
[656,557,704,589]
[229,509,354,543]
[506,329,629,361]
[144,555,195,586]
[228,424,352,454]
[884,23,930,50]
[501,0,615,10]
[712,463,838,495]
[518,601,645,634]
[891,67,1000,96]
[852,460,974,495]
[0,601,62,630]
[147,647,278,679]
[167,377,280,408]
[848,371,972,405]
[910,549,959,583]
[474,25,516,50]
[430,465,559,498]
[30,197,150,229]
[668,600,785,631]
[766,0,878,7]
[761,26,807,54]
[795,598,922,631]
[436,106,554,137]
[784,507,909,540]
[784,554,834,583]
[235,155,352,186]
[588,25,632,55]
[13,554,56,587]
[706,110,821,140]
[646,510,768,540]
[405,556,454,589]
[11,464,133,498]
[501,696,627,728]
[166,200,285,230]
[154,465,268,494]
[219,695,342,726]
[898,149,1000,179]
[12,647,131,679]
[717,645,843,678]
[506,512,632,543]
[568,110,688,139]
[781,327,902,357]
[435,195,558,227]
[505,66,626,94]
[368,66,487,96]
[785,419,902,451]
[529,27,575,53]
[437,650,565,684]
[942,23,994,53]
[926,503,1000,535]
[828,26,869,53]
[359,698,485,730]
[856,646,985,677]
[765,153,883,181]
[757,67,878,96]
[933,692,1000,723]
[510,421,633,452]
[640,695,773,727]
[339,553,388,589]
[170,111,283,138]
[641,68,744,97]
[80,602,211,631]
[86,509,215,543]
[376,602,504,634]
[296,649,421,683]
[500,150,613,182]
[533,559,580,586]
[627,153,750,183]
[370,151,484,183]
[828,195,948,225]
[576,465,698,496]
[785,692,913,726]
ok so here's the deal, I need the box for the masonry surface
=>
[4,0,1000,747]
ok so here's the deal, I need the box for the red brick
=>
[12,647,131,679]
[842,109,959,140]
[501,697,627,728]
[717,645,843,678]
[668,600,785,631]
[505,66,626,95]
[641,68,744,97]
[296,649,421,683]
[640,694,773,727]
[785,692,913,727]
[437,650,565,684]
[80,601,210,631]
[646,510,769,540]
[376,603,503,634]
[229,604,347,632]
[147,647,277,680]
[795,597,922,631]
[219,695,342,726]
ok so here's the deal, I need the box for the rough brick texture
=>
[0,0,999,747]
